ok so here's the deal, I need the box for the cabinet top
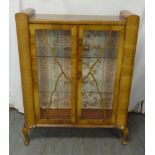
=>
[16,9,139,26]
[29,14,126,25]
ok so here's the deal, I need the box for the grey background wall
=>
[9,0,145,113]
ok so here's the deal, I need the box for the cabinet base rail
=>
[22,124,128,145]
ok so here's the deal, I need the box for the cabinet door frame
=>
[77,25,125,125]
[29,24,77,124]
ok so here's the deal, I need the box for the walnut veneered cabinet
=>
[15,8,139,145]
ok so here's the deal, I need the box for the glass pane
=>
[36,30,72,119]
[81,30,118,119]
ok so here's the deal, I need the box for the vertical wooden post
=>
[116,10,140,129]
[15,9,36,128]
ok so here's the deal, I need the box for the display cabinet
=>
[15,8,139,145]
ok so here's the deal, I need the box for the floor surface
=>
[9,109,145,155]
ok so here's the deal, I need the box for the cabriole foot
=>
[22,126,30,145]
[121,127,128,145]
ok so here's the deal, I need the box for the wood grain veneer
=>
[15,8,140,145]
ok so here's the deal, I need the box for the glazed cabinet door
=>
[30,25,77,124]
[78,25,125,125]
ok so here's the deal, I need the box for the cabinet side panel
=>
[116,15,140,129]
[15,13,35,127]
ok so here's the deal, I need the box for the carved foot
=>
[22,127,30,145]
[121,127,129,145]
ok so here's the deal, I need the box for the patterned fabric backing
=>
[82,31,118,109]
[36,30,118,109]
